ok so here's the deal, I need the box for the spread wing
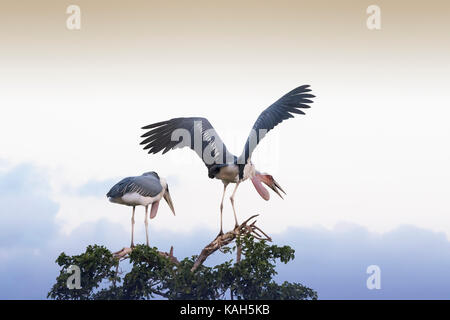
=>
[238,85,315,164]
[140,117,235,170]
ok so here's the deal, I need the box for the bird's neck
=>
[159,178,167,189]
[238,164,245,180]
[241,163,256,181]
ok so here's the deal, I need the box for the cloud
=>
[0,164,59,247]
[56,221,450,300]
[275,223,450,299]
[1,162,450,299]
[0,163,60,299]
[69,173,180,198]
[74,179,118,197]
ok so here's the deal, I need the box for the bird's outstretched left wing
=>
[140,117,235,171]
[238,85,315,164]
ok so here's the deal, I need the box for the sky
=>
[0,0,449,299]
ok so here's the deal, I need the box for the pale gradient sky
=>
[0,1,449,239]
[1,0,450,300]
[1,162,450,299]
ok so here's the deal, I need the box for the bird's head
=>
[161,180,176,216]
[250,170,286,201]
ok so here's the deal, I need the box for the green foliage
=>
[48,245,118,300]
[48,236,317,300]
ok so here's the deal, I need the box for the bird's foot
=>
[214,230,225,249]
[114,247,133,259]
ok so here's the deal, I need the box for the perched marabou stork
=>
[140,85,314,235]
[106,171,175,247]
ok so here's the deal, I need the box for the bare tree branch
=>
[113,246,179,264]
[112,215,271,274]
[191,214,271,272]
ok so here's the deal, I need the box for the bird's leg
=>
[230,182,240,228]
[218,183,229,237]
[130,206,135,248]
[145,205,149,246]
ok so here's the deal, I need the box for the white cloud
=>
[0,58,449,238]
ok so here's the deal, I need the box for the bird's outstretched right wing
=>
[238,85,315,164]
[140,117,235,171]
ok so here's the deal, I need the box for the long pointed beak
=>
[252,173,287,200]
[268,178,286,199]
[163,190,176,216]
[258,174,286,199]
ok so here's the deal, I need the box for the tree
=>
[48,235,317,300]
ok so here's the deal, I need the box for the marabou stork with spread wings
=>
[140,85,314,235]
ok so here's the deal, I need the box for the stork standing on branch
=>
[140,85,314,235]
[107,172,175,247]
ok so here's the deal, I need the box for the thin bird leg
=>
[218,183,229,236]
[230,182,240,227]
[145,205,149,246]
[131,206,135,248]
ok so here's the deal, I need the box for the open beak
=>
[268,177,286,199]
[252,173,286,200]
[163,189,176,216]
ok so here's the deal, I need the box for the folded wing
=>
[238,85,315,164]
[107,175,162,198]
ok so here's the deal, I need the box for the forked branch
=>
[112,215,271,273]
[191,214,271,272]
